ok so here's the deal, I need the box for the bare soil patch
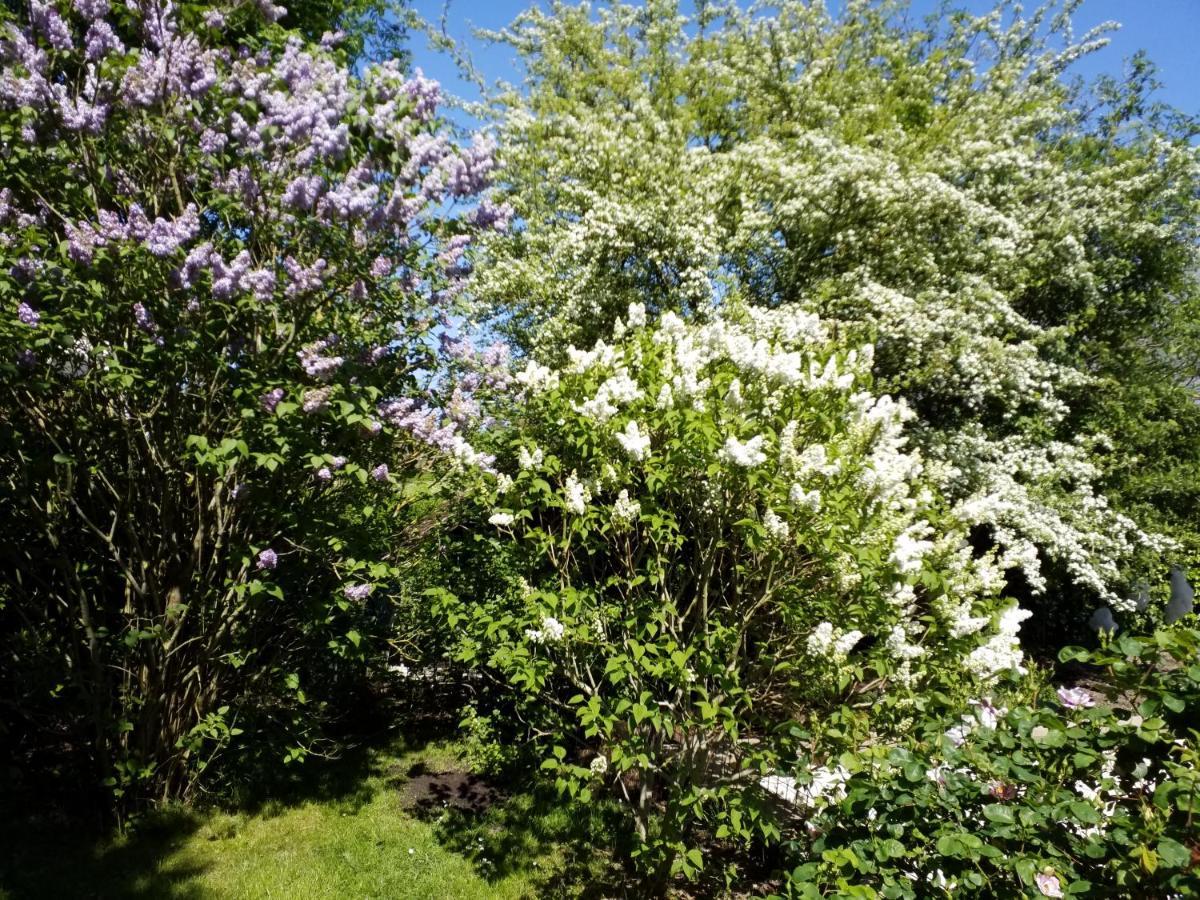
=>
[397,762,505,816]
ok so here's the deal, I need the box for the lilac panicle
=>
[18,302,40,326]
[84,22,124,61]
[302,387,331,414]
[403,69,440,122]
[260,388,285,413]
[144,204,200,257]
[298,335,344,380]
[32,0,73,52]
[343,583,373,601]
[74,0,111,19]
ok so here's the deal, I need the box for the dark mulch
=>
[397,762,506,816]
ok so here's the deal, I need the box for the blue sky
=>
[406,0,1199,117]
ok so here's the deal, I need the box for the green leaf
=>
[1070,801,1101,824]
[1156,837,1190,868]
[982,804,1014,825]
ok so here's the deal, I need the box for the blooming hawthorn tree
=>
[473,0,1199,631]
[0,0,504,808]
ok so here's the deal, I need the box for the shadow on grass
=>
[0,719,448,900]
[398,763,634,898]
[0,805,210,900]
[1,714,633,899]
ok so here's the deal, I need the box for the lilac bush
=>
[0,0,501,808]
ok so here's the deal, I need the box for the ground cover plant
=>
[1,0,1198,896]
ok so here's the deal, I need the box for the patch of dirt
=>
[398,762,505,816]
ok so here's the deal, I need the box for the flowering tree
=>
[0,0,505,808]
[434,302,1047,882]
[473,0,1199,632]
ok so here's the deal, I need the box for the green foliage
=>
[457,704,523,776]
[778,625,1200,898]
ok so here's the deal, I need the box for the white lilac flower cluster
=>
[963,602,1033,679]
[488,301,1030,684]
[614,420,651,461]
[525,615,565,644]
[806,621,865,663]
[759,764,851,811]
[611,489,640,527]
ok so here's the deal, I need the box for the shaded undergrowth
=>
[0,718,629,899]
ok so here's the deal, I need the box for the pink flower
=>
[1035,871,1064,898]
[1057,686,1095,709]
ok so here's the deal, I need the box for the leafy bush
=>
[0,0,502,809]
[779,625,1200,898]
[430,301,1072,884]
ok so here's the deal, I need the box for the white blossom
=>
[518,445,544,470]
[525,615,565,644]
[721,434,767,467]
[789,483,822,512]
[614,419,651,461]
[611,489,641,526]
[964,603,1033,679]
[763,508,790,542]
[515,360,560,393]
[563,471,590,514]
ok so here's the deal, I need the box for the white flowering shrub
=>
[433,303,1043,882]
[780,625,1200,898]
[474,0,1199,627]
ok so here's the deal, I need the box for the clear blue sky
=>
[407,0,1199,117]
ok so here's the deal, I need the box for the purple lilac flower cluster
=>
[260,388,285,413]
[343,583,373,601]
[298,335,344,381]
[3,0,514,481]
[17,301,40,326]
[68,204,200,264]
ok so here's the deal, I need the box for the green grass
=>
[0,735,624,899]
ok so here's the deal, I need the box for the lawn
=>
[0,733,622,899]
